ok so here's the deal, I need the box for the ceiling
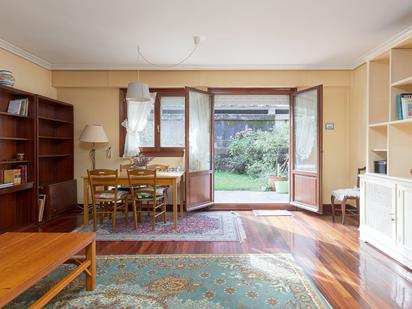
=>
[0,0,412,70]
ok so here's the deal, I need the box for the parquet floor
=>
[36,210,412,308]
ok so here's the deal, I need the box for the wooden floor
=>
[35,210,412,309]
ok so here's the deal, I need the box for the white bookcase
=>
[361,35,412,269]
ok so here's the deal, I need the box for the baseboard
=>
[211,203,295,211]
[77,203,333,213]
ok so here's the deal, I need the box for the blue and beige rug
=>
[7,254,330,308]
[74,211,246,242]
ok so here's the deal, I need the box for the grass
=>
[214,171,266,191]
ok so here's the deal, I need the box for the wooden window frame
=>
[119,88,185,157]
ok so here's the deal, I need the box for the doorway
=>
[184,86,323,212]
[213,93,290,204]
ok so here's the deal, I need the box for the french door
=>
[290,85,323,213]
[185,87,214,211]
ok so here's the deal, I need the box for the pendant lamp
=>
[126,82,150,102]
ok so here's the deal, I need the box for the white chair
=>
[331,167,366,224]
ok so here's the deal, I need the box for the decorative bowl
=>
[0,70,15,86]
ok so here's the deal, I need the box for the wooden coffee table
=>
[0,232,96,308]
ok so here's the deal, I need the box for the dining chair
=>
[146,163,185,215]
[127,168,167,230]
[331,167,366,224]
[120,163,134,172]
[87,169,129,232]
[147,163,169,171]
[147,163,170,199]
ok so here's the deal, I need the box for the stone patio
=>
[215,190,289,204]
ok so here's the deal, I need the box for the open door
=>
[290,85,323,213]
[185,87,214,211]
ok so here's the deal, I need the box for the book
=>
[397,95,403,120]
[3,169,15,184]
[3,169,21,185]
[7,98,29,116]
[0,183,13,189]
[401,94,412,120]
[7,99,22,114]
[21,98,29,116]
[38,194,46,222]
[17,165,27,183]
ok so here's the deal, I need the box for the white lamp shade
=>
[126,82,151,102]
[79,124,109,143]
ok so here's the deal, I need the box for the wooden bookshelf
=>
[0,85,75,231]
[0,182,34,195]
[366,40,412,179]
[0,85,36,231]
[37,96,75,221]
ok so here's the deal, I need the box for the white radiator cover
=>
[360,174,412,269]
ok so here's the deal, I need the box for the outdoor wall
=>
[0,48,56,98]
[53,69,354,204]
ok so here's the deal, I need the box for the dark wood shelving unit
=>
[37,95,76,222]
[0,160,30,165]
[0,85,75,231]
[38,116,73,124]
[39,135,72,140]
[38,154,72,158]
[0,85,36,231]
[0,182,34,194]
[0,137,31,141]
[0,111,32,119]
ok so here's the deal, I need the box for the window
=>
[160,96,185,147]
[119,88,185,157]
[139,100,155,147]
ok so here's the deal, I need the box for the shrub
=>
[224,123,289,178]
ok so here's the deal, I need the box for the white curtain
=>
[189,91,211,171]
[294,90,317,171]
[121,93,156,157]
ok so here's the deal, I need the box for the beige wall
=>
[349,64,367,185]
[53,69,356,204]
[0,47,370,206]
[0,48,56,98]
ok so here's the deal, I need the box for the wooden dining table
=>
[82,171,185,229]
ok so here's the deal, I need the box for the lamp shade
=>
[79,124,109,143]
[126,82,151,102]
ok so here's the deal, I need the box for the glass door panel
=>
[294,89,318,172]
[185,87,214,210]
[291,85,322,213]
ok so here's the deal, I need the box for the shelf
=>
[389,118,412,126]
[372,149,388,152]
[0,112,31,119]
[0,160,29,165]
[369,122,388,128]
[0,182,33,195]
[392,75,412,87]
[0,137,30,141]
[39,136,72,140]
[38,154,72,158]
[38,116,72,124]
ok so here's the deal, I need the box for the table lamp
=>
[79,124,109,169]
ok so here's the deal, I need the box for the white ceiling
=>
[0,0,412,70]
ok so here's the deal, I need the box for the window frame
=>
[119,88,185,157]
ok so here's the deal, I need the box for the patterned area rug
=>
[74,211,246,242]
[6,254,330,308]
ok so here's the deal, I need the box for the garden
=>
[214,123,289,192]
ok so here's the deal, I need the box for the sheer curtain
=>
[189,91,211,171]
[121,93,156,157]
[294,90,317,171]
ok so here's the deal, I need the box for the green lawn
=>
[214,171,266,191]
